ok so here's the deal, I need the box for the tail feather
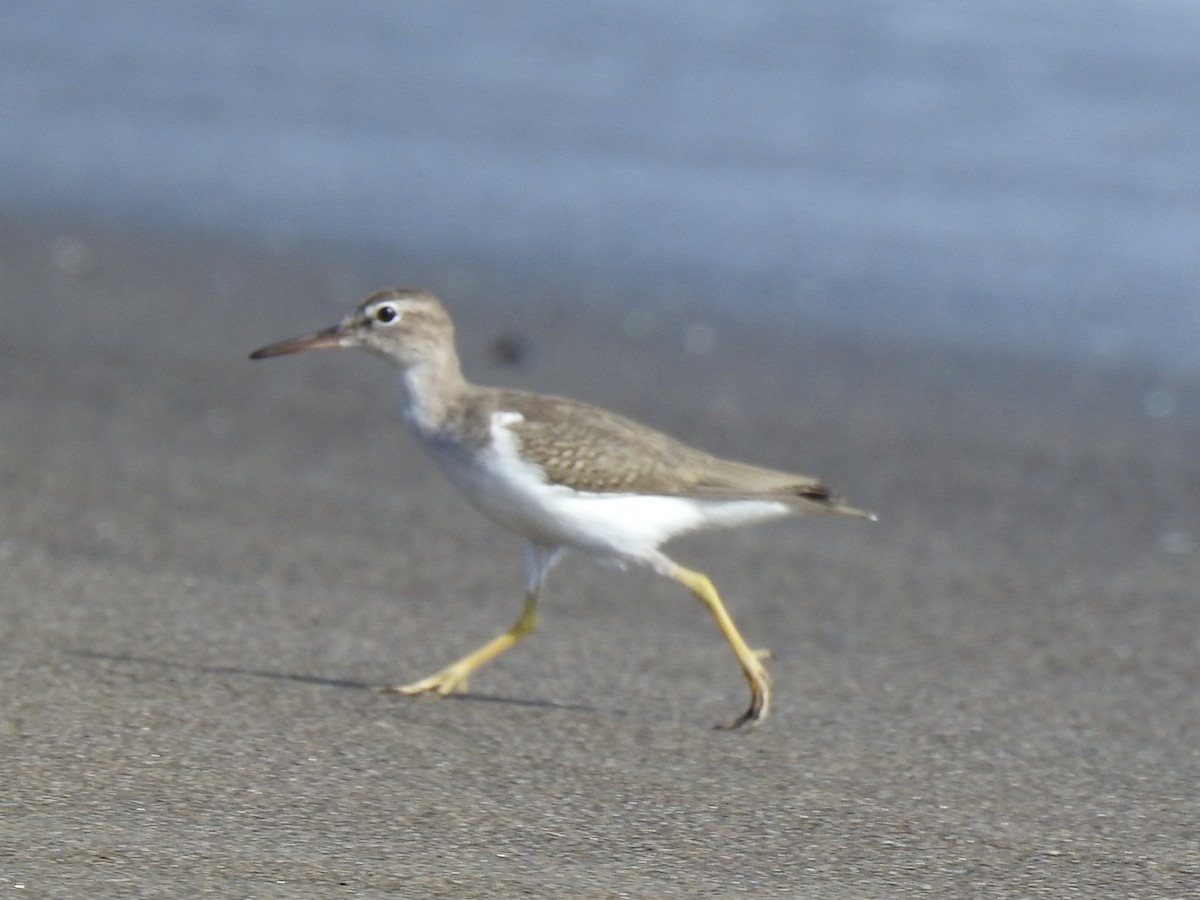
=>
[782,482,875,519]
[690,459,877,521]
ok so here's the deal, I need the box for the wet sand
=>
[2,213,1197,896]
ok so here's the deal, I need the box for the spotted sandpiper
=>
[250,289,874,728]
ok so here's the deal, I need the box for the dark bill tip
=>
[249,326,344,360]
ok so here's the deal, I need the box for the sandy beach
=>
[2,213,1197,896]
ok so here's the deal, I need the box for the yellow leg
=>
[669,565,771,729]
[384,589,539,696]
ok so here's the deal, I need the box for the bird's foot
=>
[379,667,471,696]
[715,655,771,730]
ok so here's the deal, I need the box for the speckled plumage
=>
[250,287,875,728]
[453,386,848,507]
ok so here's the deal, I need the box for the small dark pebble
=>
[490,334,530,367]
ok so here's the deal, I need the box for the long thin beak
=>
[249,325,345,360]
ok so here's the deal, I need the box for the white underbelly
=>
[430,440,791,559]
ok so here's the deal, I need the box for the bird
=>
[250,288,874,728]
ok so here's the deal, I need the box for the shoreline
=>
[2,209,1196,895]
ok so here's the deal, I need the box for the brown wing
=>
[492,389,871,518]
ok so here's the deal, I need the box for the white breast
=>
[418,410,793,563]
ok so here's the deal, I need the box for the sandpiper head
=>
[250,288,453,368]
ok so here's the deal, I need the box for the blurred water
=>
[2,1,1197,370]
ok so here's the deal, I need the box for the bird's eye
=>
[376,305,397,324]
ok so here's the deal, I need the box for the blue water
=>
[3,1,1198,370]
